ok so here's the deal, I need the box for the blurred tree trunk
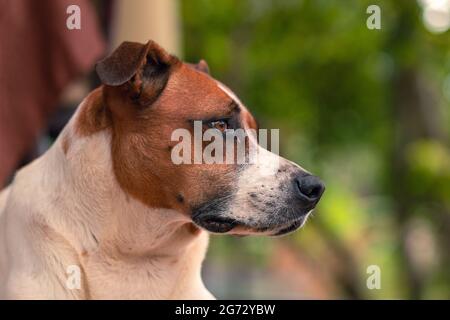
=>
[388,1,449,299]
[391,69,432,299]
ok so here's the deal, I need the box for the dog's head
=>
[93,40,324,236]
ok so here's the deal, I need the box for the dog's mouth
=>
[193,213,309,236]
[192,215,237,233]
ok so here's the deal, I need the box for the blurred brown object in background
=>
[0,0,105,186]
[110,0,181,55]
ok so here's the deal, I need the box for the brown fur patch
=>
[106,63,239,214]
[75,41,258,217]
[74,87,111,137]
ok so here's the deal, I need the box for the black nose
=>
[294,174,325,205]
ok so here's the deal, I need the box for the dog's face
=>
[94,41,324,237]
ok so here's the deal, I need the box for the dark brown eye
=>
[209,120,228,132]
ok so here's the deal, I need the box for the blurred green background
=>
[180,0,450,299]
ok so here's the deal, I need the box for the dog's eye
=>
[208,120,228,132]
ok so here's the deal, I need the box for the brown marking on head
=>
[72,40,243,217]
[107,61,239,214]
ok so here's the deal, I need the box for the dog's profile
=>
[0,40,324,299]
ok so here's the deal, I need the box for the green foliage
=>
[406,140,450,204]
[181,0,450,298]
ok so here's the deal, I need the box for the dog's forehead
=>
[174,62,242,104]
[162,62,257,129]
[167,63,231,104]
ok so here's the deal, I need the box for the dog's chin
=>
[269,217,306,236]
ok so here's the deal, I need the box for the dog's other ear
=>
[187,59,210,74]
[196,59,210,74]
[96,40,179,105]
[194,59,210,74]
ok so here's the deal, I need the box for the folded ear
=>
[96,40,179,105]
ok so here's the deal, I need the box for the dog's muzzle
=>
[192,172,325,236]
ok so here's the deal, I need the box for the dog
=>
[0,40,325,299]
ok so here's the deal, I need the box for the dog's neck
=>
[56,126,193,252]
[37,110,210,298]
